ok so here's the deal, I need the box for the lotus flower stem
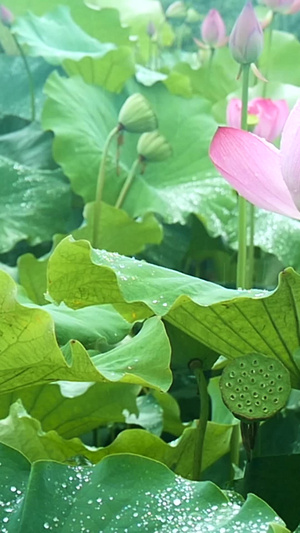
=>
[229,423,241,480]
[12,35,36,122]
[236,63,250,289]
[190,359,209,481]
[247,203,255,287]
[115,158,140,209]
[92,126,119,248]
[262,13,275,98]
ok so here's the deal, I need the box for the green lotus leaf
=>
[42,72,228,229]
[0,55,52,121]
[0,156,71,253]
[72,201,163,255]
[0,401,232,475]
[0,442,287,532]
[13,6,116,63]
[0,269,172,392]
[0,381,139,439]
[48,238,300,388]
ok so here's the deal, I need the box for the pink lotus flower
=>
[197,9,227,49]
[227,98,289,142]
[209,100,300,219]
[260,0,300,14]
[229,1,263,65]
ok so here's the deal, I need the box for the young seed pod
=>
[220,352,291,422]
[118,94,158,134]
[137,131,172,162]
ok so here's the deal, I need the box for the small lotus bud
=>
[186,8,201,23]
[0,5,14,27]
[165,1,187,19]
[201,9,227,48]
[229,1,263,64]
[147,20,156,38]
[118,94,158,134]
[137,131,172,162]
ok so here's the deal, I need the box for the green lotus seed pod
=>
[137,131,172,162]
[220,353,291,422]
[118,94,158,134]
[165,1,187,19]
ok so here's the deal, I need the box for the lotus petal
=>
[210,127,300,219]
[280,100,300,210]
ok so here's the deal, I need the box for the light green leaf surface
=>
[0,55,53,120]
[173,47,239,102]
[42,72,227,227]
[0,270,172,392]
[73,202,163,255]
[0,122,56,170]
[0,443,287,532]
[63,47,135,92]
[86,0,174,58]
[41,302,132,348]
[5,0,131,44]
[0,401,231,476]
[48,238,300,387]
[0,156,71,253]
[13,6,135,91]
[0,381,139,439]
[13,6,116,63]
[17,253,48,305]
[260,30,300,86]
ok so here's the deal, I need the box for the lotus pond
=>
[1,0,300,531]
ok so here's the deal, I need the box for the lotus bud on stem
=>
[228,1,264,290]
[92,94,158,248]
[115,131,172,209]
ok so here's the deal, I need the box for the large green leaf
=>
[86,0,174,59]
[0,401,232,475]
[48,238,300,387]
[17,253,48,305]
[0,443,287,532]
[5,0,131,45]
[0,381,139,439]
[13,6,116,63]
[39,302,132,348]
[0,270,172,392]
[13,6,135,91]
[260,30,300,86]
[0,121,56,170]
[0,55,53,121]
[63,47,135,92]
[0,155,71,253]
[173,47,240,103]
[42,72,229,227]
[73,201,163,255]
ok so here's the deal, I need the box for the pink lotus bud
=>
[201,9,227,48]
[229,1,263,64]
[0,5,14,27]
[260,0,300,13]
[227,97,289,142]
